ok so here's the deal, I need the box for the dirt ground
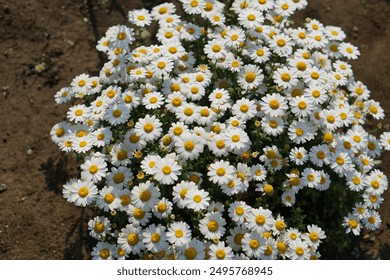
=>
[0,0,389,259]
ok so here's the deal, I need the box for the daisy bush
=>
[51,0,389,260]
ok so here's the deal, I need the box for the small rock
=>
[369,236,376,242]
[363,234,371,242]
[0,183,7,193]
[83,17,89,23]
[26,148,34,156]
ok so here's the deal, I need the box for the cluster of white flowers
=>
[52,0,389,260]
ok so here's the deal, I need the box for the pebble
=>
[363,234,371,242]
[26,148,34,156]
[0,183,7,193]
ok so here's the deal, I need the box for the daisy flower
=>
[127,205,152,226]
[260,93,288,117]
[154,157,182,185]
[342,214,361,236]
[245,207,275,234]
[176,238,206,260]
[96,186,121,212]
[151,2,176,20]
[176,102,199,124]
[88,216,111,240]
[260,238,278,260]
[199,212,226,240]
[91,242,116,260]
[209,241,234,260]
[110,142,132,166]
[286,239,310,260]
[238,64,264,90]
[289,95,314,119]
[339,42,360,60]
[134,114,163,142]
[208,160,236,186]
[281,190,296,207]
[289,146,308,165]
[238,8,264,29]
[185,188,210,211]
[117,224,145,256]
[232,98,257,121]
[380,132,390,151]
[261,115,285,136]
[153,197,173,220]
[80,156,108,183]
[166,221,192,246]
[248,44,271,64]
[363,210,382,231]
[269,33,294,57]
[208,134,229,157]
[223,127,251,155]
[330,151,354,175]
[226,226,247,252]
[250,164,267,182]
[175,132,204,160]
[172,180,198,209]
[288,120,316,144]
[71,135,93,154]
[204,39,226,61]
[273,66,299,89]
[131,181,161,211]
[242,232,265,259]
[228,201,252,224]
[302,224,326,249]
[69,180,98,207]
[142,224,169,253]
[67,104,91,124]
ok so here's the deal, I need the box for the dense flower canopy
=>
[52,0,388,260]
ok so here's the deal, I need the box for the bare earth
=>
[0,0,389,259]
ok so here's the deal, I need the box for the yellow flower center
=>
[99,248,110,259]
[200,108,210,117]
[297,62,307,71]
[104,193,115,204]
[247,14,256,21]
[184,107,193,116]
[295,246,304,256]
[277,39,286,47]
[56,128,65,137]
[184,141,195,151]
[157,202,167,213]
[140,190,151,202]
[295,128,304,136]
[232,134,240,142]
[249,239,259,249]
[215,249,226,259]
[216,167,226,176]
[264,245,273,256]
[127,233,139,245]
[193,194,202,203]
[151,233,161,243]
[348,219,358,229]
[309,232,319,242]
[162,166,172,175]
[89,165,99,174]
[245,72,256,83]
[78,187,89,198]
[75,109,83,116]
[207,221,219,232]
[336,156,345,165]
[212,45,221,53]
[263,184,273,194]
[94,222,105,233]
[120,195,130,205]
[269,120,278,128]
[371,180,380,189]
[255,215,266,225]
[133,208,145,219]
[117,150,128,161]
[216,140,225,149]
[275,220,285,231]
[113,109,122,118]
[269,99,280,109]
[143,123,154,133]
[298,101,307,109]
[185,247,197,259]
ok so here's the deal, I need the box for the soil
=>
[0,0,389,260]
